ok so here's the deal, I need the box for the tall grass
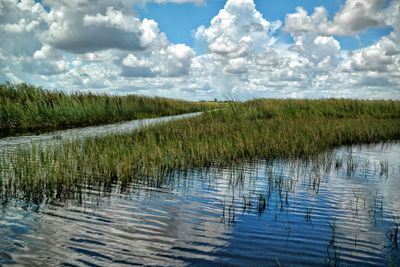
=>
[0,83,221,136]
[1,98,399,203]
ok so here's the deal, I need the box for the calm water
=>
[0,142,399,266]
[0,112,202,148]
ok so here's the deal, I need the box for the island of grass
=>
[0,83,222,137]
[0,85,399,203]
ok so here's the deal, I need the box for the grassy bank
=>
[0,83,221,136]
[1,99,400,203]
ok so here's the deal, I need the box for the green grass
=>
[1,98,399,203]
[0,83,222,136]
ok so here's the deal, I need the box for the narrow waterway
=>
[0,112,202,148]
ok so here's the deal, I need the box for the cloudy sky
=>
[0,0,399,100]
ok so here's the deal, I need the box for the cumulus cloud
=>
[284,7,329,35]
[191,0,283,94]
[0,0,399,99]
[0,0,68,81]
[335,0,400,93]
[342,37,397,72]
[190,0,296,98]
[43,2,166,53]
[0,0,47,56]
[330,0,386,34]
[279,0,399,98]
[121,54,155,77]
[192,0,347,96]
[195,0,271,56]
[40,0,201,54]
[289,34,341,70]
[0,0,196,89]
[121,43,195,77]
[285,0,387,36]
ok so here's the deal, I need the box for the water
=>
[0,112,202,148]
[1,142,399,266]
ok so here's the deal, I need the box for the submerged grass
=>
[0,83,221,136]
[1,98,400,203]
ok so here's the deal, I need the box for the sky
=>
[0,0,399,100]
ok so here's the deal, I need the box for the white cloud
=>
[0,0,399,100]
[0,0,195,88]
[83,7,141,32]
[290,34,341,68]
[189,0,349,97]
[279,0,399,99]
[255,49,280,66]
[122,54,151,68]
[43,2,166,53]
[284,7,329,35]
[336,0,400,94]
[33,45,63,60]
[330,0,386,35]
[284,0,387,36]
[0,0,47,55]
[120,43,195,77]
[0,0,65,80]
[342,37,397,72]
[193,0,282,85]
[158,44,195,76]
[195,0,273,59]
[386,0,400,45]
[224,57,248,74]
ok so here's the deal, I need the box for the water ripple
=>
[0,143,399,266]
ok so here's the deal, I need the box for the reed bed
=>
[1,98,399,203]
[0,83,221,136]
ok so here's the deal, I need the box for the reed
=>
[0,82,221,136]
[0,98,399,203]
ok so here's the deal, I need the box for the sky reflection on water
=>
[0,142,399,266]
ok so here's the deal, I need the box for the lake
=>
[0,141,399,266]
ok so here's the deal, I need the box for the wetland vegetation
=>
[0,83,221,136]
[0,86,399,265]
[1,95,399,204]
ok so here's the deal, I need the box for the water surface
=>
[0,112,202,148]
[0,143,399,266]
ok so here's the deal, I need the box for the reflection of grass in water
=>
[242,195,252,212]
[305,207,313,222]
[257,194,267,215]
[214,149,393,225]
[379,161,390,178]
[3,152,397,265]
[346,154,358,177]
[386,218,400,267]
[326,218,341,266]
[334,156,343,170]
[391,225,398,249]
[387,218,399,250]
[1,99,400,203]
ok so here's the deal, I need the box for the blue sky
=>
[137,0,391,50]
[0,0,399,100]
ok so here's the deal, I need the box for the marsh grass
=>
[0,98,399,203]
[0,83,221,136]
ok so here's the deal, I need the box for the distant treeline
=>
[0,83,221,136]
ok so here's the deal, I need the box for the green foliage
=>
[0,82,221,135]
[1,95,400,203]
